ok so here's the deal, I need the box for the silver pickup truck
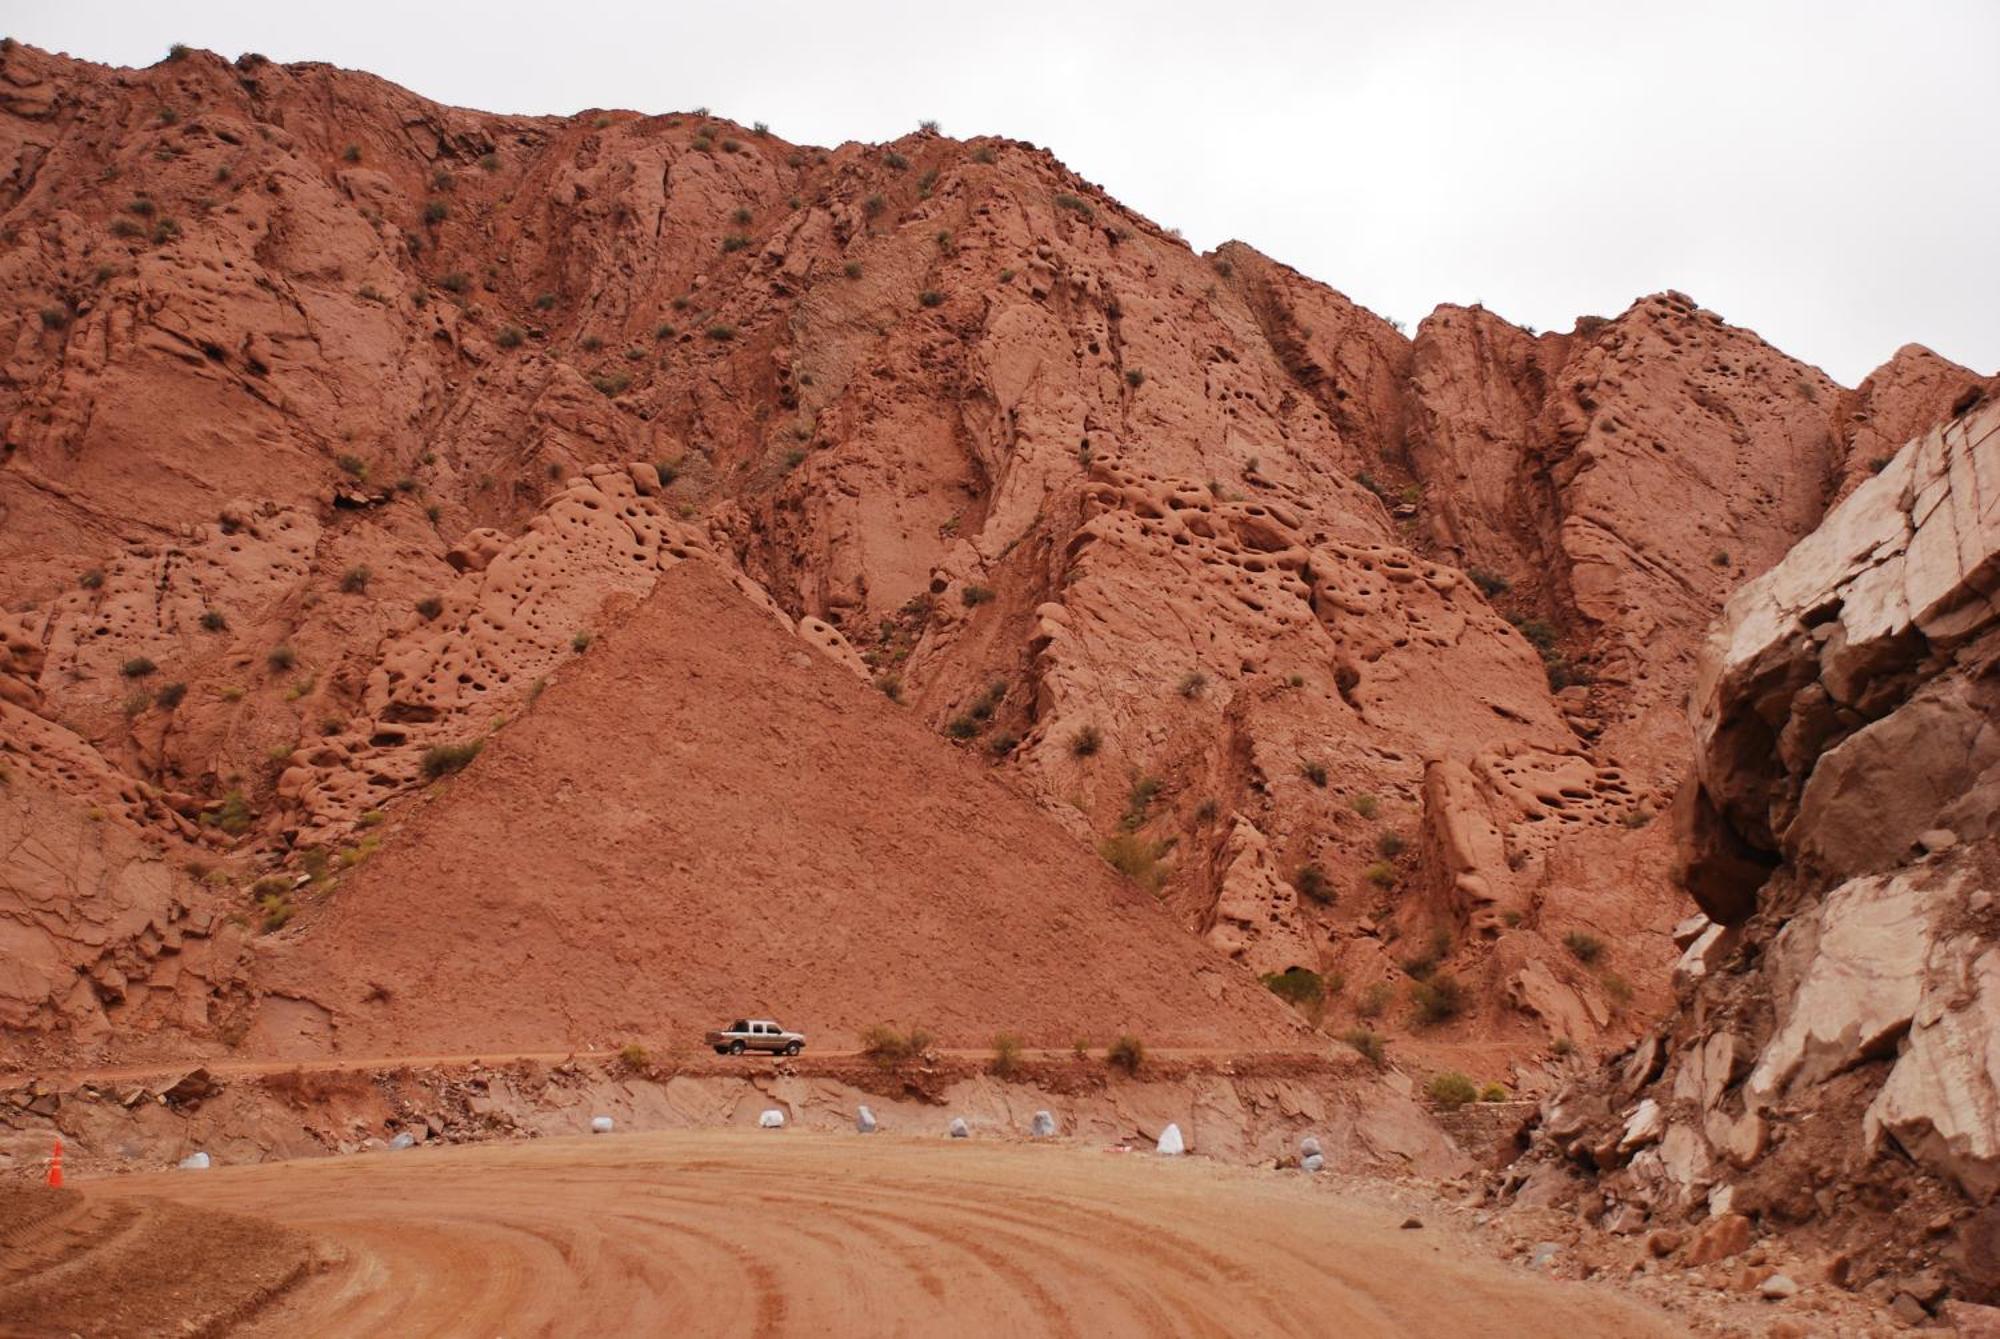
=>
[705,1019,805,1056]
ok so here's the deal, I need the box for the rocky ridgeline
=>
[1505,391,1999,1310]
[0,39,1991,1076]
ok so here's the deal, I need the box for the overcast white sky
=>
[11,1,1996,385]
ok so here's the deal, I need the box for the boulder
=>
[1746,872,1950,1108]
[1940,1300,2000,1338]
[387,1132,416,1150]
[1865,943,2000,1200]
[1684,1212,1754,1265]
[1618,1099,1665,1153]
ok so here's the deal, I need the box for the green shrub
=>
[960,584,993,606]
[863,194,886,218]
[79,569,105,589]
[439,271,470,294]
[1177,670,1207,699]
[1099,832,1167,892]
[121,656,157,678]
[1469,567,1509,597]
[1411,974,1468,1026]
[1121,776,1161,831]
[415,597,443,620]
[990,1032,1023,1077]
[618,1043,649,1070]
[1341,1028,1387,1066]
[1426,1071,1477,1110]
[200,610,227,632]
[988,732,1019,757]
[721,234,750,253]
[1069,725,1102,758]
[340,565,370,594]
[1356,982,1392,1018]
[843,260,863,279]
[1479,1082,1510,1102]
[591,372,633,396]
[1350,793,1379,819]
[1053,192,1095,218]
[1261,967,1324,1007]
[706,324,737,341]
[155,681,187,710]
[1364,860,1396,889]
[1301,760,1327,787]
[211,788,253,834]
[534,292,558,310]
[337,454,368,479]
[947,715,978,740]
[1376,831,1405,859]
[1563,930,1604,964]
[341,143,361,163]
[496,326,524,349]
[1106,1034,1144,1074]
[1125,369,1145,388]
[571,631,593,652]
[1294,863,1332,904]
[420,740,483,780]
[861,1024,934,1066]
[919,290,944,308]
[423,200,448,225]
[1601,971,1634,1007]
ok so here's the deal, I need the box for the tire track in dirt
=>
[77,1130,1690,1338]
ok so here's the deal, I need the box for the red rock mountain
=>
[0,41,1987,1069]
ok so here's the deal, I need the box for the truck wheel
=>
[784,1041,802,1057]
[713,1046,728,1055]
[728,1040,746,1055]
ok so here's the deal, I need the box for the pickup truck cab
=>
[706,1020,805,1056]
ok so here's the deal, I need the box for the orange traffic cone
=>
[47,1137,62,1189]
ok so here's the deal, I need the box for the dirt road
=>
[77,1130,1685,1337]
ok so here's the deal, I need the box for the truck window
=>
[730,1020,748,1033]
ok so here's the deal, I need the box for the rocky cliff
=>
[1509,390,1999,1311]
[0,41,1989,1075]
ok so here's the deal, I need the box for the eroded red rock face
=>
[0,41,1984,1066]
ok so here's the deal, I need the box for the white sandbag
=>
[759,1109,786,1128]
[177,1151,211,1170]
[1030,1110,1056,1138]
[856,1106,878,1133]
[590,1116,615,1134]
[948,1117,970,1139]
[1156,1123,1185,1156]
[388,1132,417,1150]
[1300,1135,1322,1159]
[1302,1152,1325,1173]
